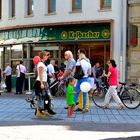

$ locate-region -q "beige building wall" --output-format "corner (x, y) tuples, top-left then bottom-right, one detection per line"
(127, 0), (140, 84)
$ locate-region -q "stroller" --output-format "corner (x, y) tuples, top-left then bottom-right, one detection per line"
(55, 80), (65, 97)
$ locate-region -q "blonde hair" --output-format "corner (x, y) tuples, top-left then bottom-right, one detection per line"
(39, 51), (50, 59)
(79, 53), (86, 60)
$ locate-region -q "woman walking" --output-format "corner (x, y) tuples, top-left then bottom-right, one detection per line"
(103, 60), (124, 109)
(34, 51), (56, 118)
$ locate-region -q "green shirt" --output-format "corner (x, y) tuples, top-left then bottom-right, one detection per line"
(66, 85), (75, 105)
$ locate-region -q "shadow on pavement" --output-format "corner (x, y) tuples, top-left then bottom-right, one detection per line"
(102, 136), (140, 140)
(0, 121), (140, 132)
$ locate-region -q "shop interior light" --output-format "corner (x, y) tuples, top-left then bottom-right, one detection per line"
(33, 46), (59, 51)
(0, 48), (4, 52)
(11, 44), (22, 51)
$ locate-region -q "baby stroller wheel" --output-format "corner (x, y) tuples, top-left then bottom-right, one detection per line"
(30, 102), (37, 109)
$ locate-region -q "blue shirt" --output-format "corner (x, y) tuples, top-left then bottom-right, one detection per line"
(65, 58), (76, 80)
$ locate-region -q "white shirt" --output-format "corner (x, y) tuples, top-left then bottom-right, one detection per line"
(4, 65), (11, 76)
(36, 62), (47, 82)
(76, 59), (91, 78)
(47, 64), (55, 75)
(16, 64), (26, 77)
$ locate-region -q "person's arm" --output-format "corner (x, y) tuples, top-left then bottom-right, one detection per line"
(16, 65), (19, 76)
(87, 62), (91, 76)
(63, 69), (71, 79)
(88, 68), (91, 76)
(103, 70), (111, 78)
(38, 66), (44, 89)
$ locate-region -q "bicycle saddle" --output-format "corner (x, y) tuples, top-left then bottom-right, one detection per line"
(119, 82), (127, 85)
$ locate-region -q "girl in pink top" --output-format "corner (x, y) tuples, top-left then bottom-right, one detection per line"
(103, 60), (124, 109)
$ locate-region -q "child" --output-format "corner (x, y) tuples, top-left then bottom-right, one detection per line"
(66, 78), (75, 118)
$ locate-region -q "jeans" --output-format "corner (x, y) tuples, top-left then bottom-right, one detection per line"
(74, 78), (89, 109)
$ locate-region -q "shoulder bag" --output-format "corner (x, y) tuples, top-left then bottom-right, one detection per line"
(74, 62), (84, 79)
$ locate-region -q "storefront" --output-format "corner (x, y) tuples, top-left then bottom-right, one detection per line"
(0, 23), (111, 88)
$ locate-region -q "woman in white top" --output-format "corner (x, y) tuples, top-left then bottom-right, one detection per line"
(34, 51), (56, 117)
(74, 53), (91, 112)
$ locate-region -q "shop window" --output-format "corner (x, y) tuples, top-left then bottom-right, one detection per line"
(0, 0), (2, 19)
(72, 0), (82, 12)
(100, 0), (111, 10)
(9, 0), (15, 18)
(27, 0), (34, 15)
(48, 0), (56, 14)
(11, 44), (22, 59)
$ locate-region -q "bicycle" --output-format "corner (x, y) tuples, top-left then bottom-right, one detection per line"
(92, 82), (140, 109)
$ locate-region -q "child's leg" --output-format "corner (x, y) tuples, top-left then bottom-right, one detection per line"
(70, 104), (75, 116)
(67, 106), (71, 117)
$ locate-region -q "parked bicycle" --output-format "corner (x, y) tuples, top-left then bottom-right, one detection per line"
(92, 82), (140, 109)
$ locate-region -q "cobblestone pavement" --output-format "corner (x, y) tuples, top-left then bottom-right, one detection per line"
(0, 93), (140, 140)
(0, 93), (140, 124)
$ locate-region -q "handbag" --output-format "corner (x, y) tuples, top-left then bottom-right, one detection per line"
(74, 64), (84, 79)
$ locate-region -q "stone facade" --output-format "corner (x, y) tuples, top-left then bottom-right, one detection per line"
(127, 0), (140, 83)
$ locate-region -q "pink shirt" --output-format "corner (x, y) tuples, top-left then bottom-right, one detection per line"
(108, 67), (118, 86)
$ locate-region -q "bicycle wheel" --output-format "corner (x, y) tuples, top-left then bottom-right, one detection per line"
(30, 98), (37, 109)
(92, 87), (107, 108)
(121, 88), (140, 109)
(30, 102), (37, 109)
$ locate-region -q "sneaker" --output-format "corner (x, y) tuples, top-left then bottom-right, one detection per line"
(118, 103), (125, 110)
(42, 110), (50, 116)
(48, 109), (56, 115)
(82, 109), (89, 113)
(74, 108), (83, 112)
(103, 104), (109, 109)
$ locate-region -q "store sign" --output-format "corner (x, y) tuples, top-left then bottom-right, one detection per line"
(0, 24), (110, 44)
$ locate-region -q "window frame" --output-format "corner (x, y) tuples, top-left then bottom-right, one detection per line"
(100, 0), (112, 10)
(48, 0), (56, 14)
(27, 0), (34, 16)
(0, 0), (2, 19)
(12, 0), (15, 17)
(9, 0), (15, 18)
(72, 0), (82, 12)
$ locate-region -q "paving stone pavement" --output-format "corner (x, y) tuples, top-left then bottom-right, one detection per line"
(0, 93), (140, 124)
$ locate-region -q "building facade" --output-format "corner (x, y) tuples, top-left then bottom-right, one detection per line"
(127, 0), (140, 84)
(0, 0), (127, 87)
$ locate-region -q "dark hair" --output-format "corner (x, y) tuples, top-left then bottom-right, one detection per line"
(55, 60), (58, 65)
(66, 77), (74, 87)
(79, 49), (86, 54)
(110, 59), (117, 68)
(20, 60), (23, 64)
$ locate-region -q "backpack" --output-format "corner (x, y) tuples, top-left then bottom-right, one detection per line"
(95, 67), (103, 78)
